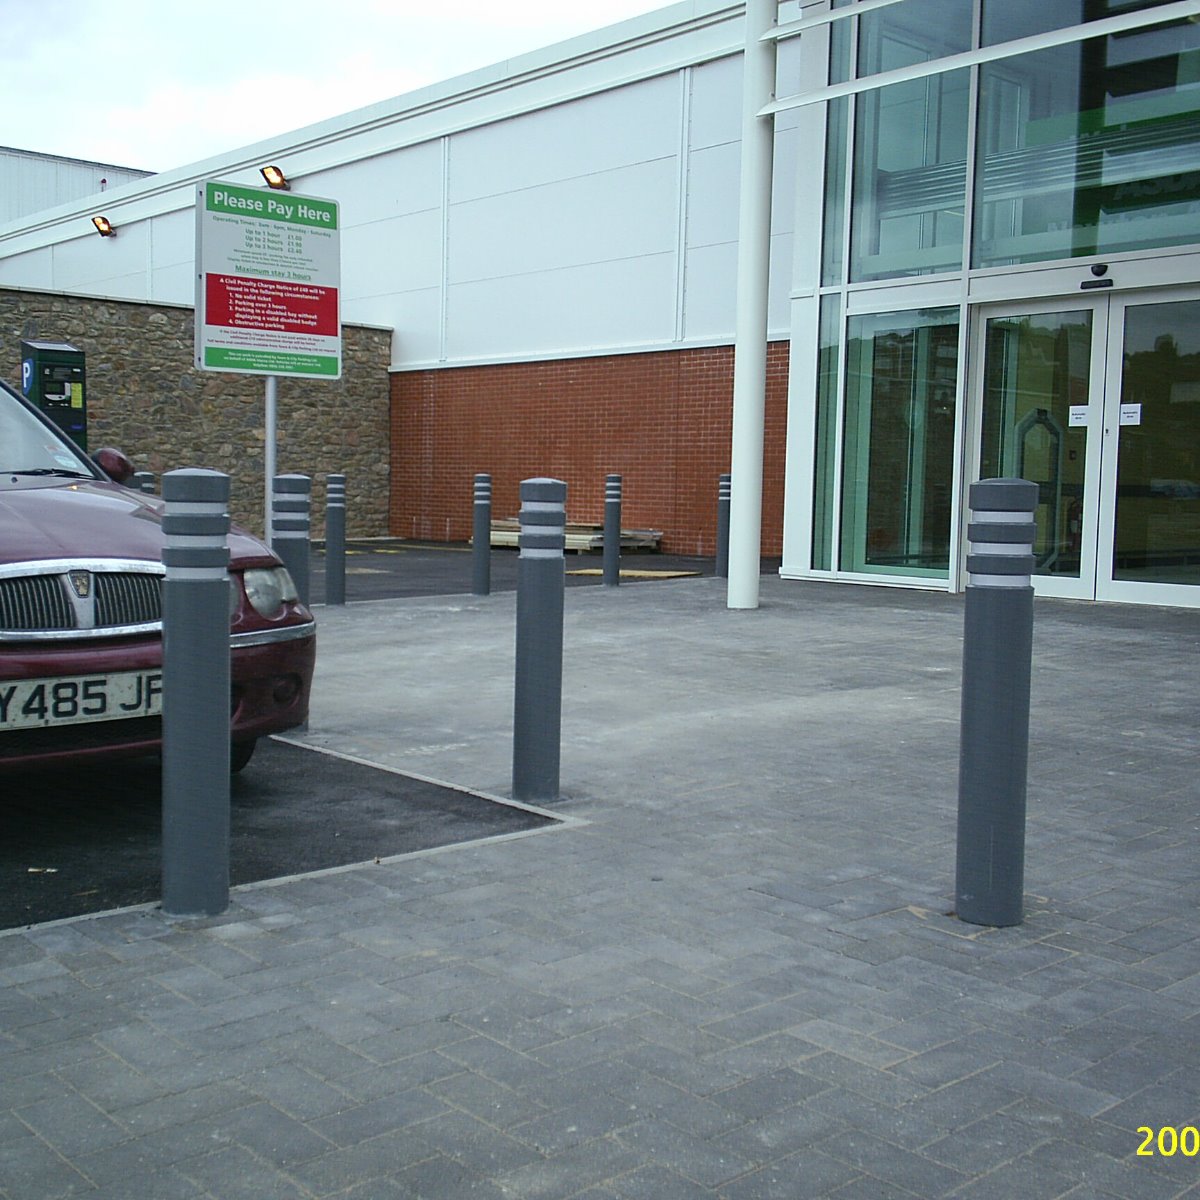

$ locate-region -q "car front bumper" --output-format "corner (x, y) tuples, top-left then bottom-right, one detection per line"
(0, 623), (315, 770)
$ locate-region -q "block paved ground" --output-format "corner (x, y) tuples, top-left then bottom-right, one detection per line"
(1, 575), (1198, 1199)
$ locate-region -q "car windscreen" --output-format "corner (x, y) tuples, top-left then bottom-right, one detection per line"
(0, 387), (96, 478)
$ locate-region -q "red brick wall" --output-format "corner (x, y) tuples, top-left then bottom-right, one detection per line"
(389, 341), (789, 556)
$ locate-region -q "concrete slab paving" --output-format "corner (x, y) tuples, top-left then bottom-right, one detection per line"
(1, 575), (1198, 1199)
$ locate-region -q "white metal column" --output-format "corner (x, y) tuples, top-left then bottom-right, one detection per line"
(727, 0), (778, 609)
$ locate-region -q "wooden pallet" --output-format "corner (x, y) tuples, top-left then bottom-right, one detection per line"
(488, 519), (661, 553)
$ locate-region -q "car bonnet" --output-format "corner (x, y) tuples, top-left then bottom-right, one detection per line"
(0, 478), (278, 568)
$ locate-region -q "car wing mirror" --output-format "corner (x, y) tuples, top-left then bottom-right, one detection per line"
(93, 447), (136, 485)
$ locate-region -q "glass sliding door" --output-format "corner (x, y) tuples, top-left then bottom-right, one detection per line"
(840, 308), (959, 578)
(975, 305), (1105, 598)
(969, 290), (1200, 606)
(1098, 293), (1200, 603)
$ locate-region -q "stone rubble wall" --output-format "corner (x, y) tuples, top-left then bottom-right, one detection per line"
(2, 287), (392, 541)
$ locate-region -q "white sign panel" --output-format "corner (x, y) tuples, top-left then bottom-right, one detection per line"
(195, 181), (341, 379)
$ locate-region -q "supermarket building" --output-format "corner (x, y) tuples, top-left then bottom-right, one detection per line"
(2, 0), (1198, 608)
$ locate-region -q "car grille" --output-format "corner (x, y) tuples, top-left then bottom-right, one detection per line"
(0, 574), (73, 631)
(0, 567), (163, 637)
(94, 572), (162, 627)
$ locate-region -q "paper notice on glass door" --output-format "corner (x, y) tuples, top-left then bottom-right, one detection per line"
(1120, 404), (1142, 426)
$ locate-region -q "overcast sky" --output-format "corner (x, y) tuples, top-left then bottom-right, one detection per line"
(4, 0), (667, 173)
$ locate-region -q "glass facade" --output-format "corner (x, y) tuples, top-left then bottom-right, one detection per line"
(980, 0), (1191, 47)
(804, 0), (1200, 604)
(839, 309), (959, 577)
(975, 3), (1200, 267)
(848, 1), (971, 281)
(820, 7), (853, 286)
(811, 296), (841, 571)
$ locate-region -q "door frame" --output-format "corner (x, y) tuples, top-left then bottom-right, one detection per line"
(963, 285), (1200, 607)
(1095, 285), (1200, 608)
(963, 294), (1109, 600)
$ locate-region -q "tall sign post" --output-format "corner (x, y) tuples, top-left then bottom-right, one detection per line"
(194, 180), (341, 540)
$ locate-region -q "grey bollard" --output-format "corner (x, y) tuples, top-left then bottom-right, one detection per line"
(716, 473), (731, 578)
(271, 474), (311, 607)
(473, 473), (492, 597)
(325, 474), (346, 606)
(161, 469), (232, 918)
(132, 471), (156, 495)
(512, 478), (566, 803)
(955, 477), (1039, 928)
(603, 474), (622, 587)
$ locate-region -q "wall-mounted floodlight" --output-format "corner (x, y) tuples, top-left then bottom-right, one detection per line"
(92, 215), (116, 237)
(260, 165), (289, 190)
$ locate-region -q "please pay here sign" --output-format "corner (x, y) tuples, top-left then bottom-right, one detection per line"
(195, 181), (341, 379)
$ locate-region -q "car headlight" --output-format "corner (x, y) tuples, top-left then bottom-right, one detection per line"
(241, 567), (299, 618)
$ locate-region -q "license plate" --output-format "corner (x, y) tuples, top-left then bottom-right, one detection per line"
(0, 671), (163, 731)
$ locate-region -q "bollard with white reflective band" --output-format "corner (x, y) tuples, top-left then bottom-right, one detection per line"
(955, 477), (1038, 928)
(325, 474), (346, 606)
(271, 474), (311, 608)
(512, 478), (566, 803)
(161, 469), (231, 918)
(716, 473), (732, 578)
(473, 473), (492, 597)
(132, 471), (156, 495)
(603, 474), (622, 587)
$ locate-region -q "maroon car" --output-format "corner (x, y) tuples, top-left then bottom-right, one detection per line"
(0, 380), (314, 772)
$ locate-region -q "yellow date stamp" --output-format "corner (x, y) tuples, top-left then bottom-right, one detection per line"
(1137, 1126), (1199, 1157)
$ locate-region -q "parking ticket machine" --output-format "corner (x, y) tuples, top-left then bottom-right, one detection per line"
(21, 339), (87, 450)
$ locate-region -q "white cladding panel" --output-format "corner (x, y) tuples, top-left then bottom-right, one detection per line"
(305, 141), (443, 227)
(446, 253), (676, 360)
(52, 224), (149, 297)
(150, 261), (196, 300)
(684, 240), (739, 341)
(687, 142), (741, 249)
(431, 71), (685, 358)
(150, 208), (199, 272)
(449, 76), (680, 204)
(0, 246), (54, 290)
(448, 159), (679, 284)
(688, 55), (742, 151)
(767, 229), (793, 330)
(680, 54), (742, 345)
(343, 210), (442, 299)
(771, 118), (799, 239)
(378, 287), (443, 364)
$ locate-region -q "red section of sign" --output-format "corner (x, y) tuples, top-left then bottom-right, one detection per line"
(205, 275), (338, 336)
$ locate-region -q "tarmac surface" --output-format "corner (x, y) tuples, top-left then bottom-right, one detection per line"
(1, 555), (1198, 1199)
(307, 541), (718, 604)
(3, 741), (554, 929)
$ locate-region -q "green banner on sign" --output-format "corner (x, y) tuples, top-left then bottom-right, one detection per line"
(203, 347), (340, 376)
(203, 182), (338, 230)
